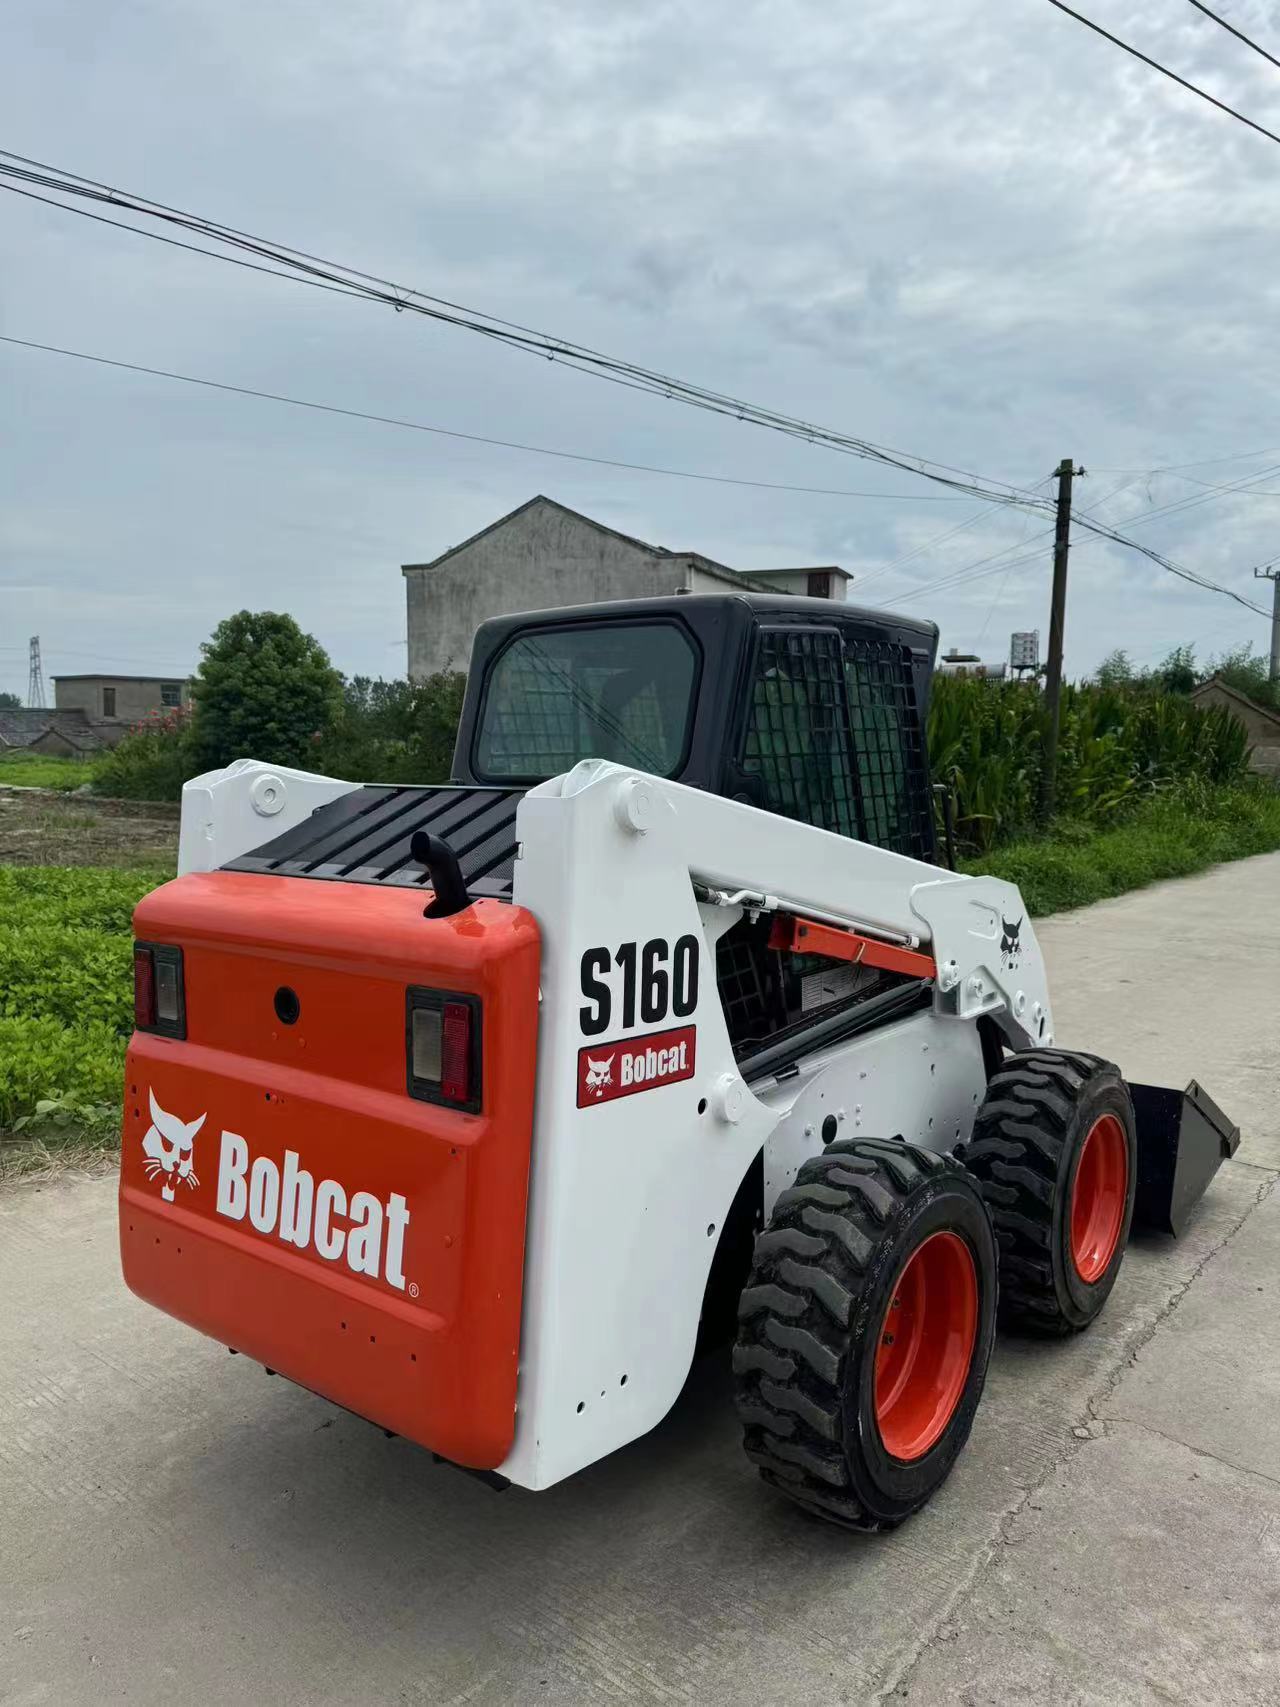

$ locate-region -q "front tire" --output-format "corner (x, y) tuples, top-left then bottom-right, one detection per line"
(962, 1049), (1137, 1335)
(733, 1138), (997, 1531)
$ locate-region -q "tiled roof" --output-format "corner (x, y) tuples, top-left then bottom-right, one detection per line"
(0, 708), (107, 751)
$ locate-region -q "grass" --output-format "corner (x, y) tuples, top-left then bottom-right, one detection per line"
(962, 781), (1280, 915)
(0, 752), (100, 791)
(0, 864), (164, 1180)
(2, 780), (1279, 1181)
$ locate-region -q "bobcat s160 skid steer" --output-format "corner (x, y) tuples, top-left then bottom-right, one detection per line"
(120, 592), (1238, 1528)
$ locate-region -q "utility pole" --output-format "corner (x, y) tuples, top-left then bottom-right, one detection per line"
(1040, 458), (1079, 822)
(1256, 566), (1280, 683)
(27, 636), (47, 709)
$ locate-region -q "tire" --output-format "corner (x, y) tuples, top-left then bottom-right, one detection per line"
(733, 1137), (997, 1531)
(961, 1049), (1136, 1335)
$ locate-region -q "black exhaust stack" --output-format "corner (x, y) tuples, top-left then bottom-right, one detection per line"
(411, 830), (472, 919)
(1129, 1080), (1241, 1236)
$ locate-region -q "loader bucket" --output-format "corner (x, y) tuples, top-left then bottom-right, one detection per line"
(1129, 1080), (1241, 1236)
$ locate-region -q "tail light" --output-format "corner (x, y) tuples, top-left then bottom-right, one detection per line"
(407, 988), (482, 1112)
(133, 942), (187, 1039)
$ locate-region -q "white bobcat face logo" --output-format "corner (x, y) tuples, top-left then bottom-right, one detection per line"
(585, 1055), (614, 1096)
(141, 1089), (206, 1202)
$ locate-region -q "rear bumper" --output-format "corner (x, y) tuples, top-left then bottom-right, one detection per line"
(121, 1182), (466, 1451)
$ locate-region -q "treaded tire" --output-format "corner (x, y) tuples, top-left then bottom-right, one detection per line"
(961, 1049), (1137, 1335)
(733, 1137), (997, 1531)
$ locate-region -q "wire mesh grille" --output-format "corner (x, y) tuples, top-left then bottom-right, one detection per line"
(740, 627), (932, 860)
(740, 628), (858, 837)
(844, 636), (934, 860)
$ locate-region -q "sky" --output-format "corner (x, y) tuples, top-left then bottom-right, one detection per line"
(4, 0), (1280, 703)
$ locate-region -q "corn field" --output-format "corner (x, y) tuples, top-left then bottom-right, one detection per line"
(927, 678), (1251, 852)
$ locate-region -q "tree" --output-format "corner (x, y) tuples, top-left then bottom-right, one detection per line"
(1094, 649), (1134, 689)
(1209, 642), (1280, 714)
(1155, 644), (1197, 695)
(404, 670), (468, 780)
(0, 691), (20, 709)
(188, 610), (343, 771)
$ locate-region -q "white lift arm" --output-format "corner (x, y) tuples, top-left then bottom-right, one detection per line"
(534, 760), (1053, 1051)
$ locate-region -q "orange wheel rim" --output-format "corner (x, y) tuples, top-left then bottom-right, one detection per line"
(874, 1230), (978, 1462)
(1071, 1113), (1128, 1282)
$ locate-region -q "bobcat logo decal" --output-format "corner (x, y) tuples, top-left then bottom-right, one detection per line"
(141, 1089), (205, 1202)
(1000, 915), (1023, 969)
(584, 1055), (614, 1098)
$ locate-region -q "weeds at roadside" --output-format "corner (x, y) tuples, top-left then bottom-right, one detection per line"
(963, 780), (1280, 914)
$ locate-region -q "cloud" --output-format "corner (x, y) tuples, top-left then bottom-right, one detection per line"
(2, 0), (1278, 702)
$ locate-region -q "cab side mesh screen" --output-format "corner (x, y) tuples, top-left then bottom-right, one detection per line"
(844, 637), (934, 860)
(740, 628), (933, 860)
(740, 629), (858, 837)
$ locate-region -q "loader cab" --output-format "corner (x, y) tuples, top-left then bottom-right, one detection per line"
(455, 592), (939, 863)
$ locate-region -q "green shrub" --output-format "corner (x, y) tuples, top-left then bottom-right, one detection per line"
(0, 865), (165, 932)
(94, 710), (196, 801)
(90, 663), (469, 799)
(0, 1014), (125, 1133)
(0, 920), (135, 1032)
(313, 670), (468, 784)
(0, 866), (162, 1151)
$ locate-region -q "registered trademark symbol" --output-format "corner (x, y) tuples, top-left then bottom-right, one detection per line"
(408, 1282), (419, 1298)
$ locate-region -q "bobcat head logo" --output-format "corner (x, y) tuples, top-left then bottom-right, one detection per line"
(1000, 915), (1023, 967)
(584, 1055), (614, 1097)
(141, 1089), (205, 1202)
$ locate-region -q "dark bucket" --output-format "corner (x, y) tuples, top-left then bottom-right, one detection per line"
(1129, 1080), (1241, 1237)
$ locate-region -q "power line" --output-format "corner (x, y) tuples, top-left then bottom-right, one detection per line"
(1102, 461), (1280, 532)
(848, 506), (994, 595)
(1185, 1), (1280, 74)
(1044, 0), (1280, 148)
(861, 481), (1058, 601)
(866, 465), (1266, 609)
(1091, 445), (1279, 473)
(0, 147), (1043, 511)
(2, 150), (1270, 619)
(17, 325), (1262, 618)
(0, 334), (969, 502)
(1160, 470), (1280, 496)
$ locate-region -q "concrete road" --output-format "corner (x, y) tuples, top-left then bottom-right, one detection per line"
(3, 853), (1278, 1706)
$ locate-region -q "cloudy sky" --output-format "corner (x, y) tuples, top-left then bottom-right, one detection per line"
(4, 0), (1280, 702)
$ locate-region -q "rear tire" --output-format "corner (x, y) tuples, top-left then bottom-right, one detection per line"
(733, 1137), (997, 1531)
(961, 1049), (1137, 1335)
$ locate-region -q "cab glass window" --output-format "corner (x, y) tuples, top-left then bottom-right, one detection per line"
(474, 622), (698, 780)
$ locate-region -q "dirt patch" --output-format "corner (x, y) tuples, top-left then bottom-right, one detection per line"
(0, 788), (178, 868)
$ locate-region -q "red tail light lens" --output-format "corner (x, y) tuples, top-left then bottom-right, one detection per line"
(133, 942), (187, 1039)
(407, 988), (481, 1111)
(134, 947), (156, 1028)
(441, 1001), (472, 1104)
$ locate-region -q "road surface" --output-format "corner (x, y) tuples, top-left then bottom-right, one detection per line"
(2, 852), (1278, 1705)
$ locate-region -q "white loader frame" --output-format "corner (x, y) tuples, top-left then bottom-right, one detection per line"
(505, 761), (1050, 1488)
(179, 758), (1052, 1491)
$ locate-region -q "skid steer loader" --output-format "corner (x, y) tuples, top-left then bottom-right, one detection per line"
(120, 592), (1238, 1528)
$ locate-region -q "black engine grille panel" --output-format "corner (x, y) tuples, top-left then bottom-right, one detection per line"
(223, 784), (524, 898)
